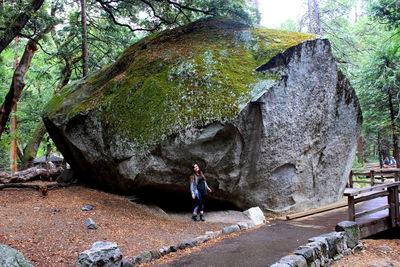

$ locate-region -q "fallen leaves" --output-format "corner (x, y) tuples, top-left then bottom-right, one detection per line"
(0, 184), (227, 267)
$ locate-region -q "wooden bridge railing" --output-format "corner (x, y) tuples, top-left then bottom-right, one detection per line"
(344, 181), (400, 238)
(348, 168), (400, 188)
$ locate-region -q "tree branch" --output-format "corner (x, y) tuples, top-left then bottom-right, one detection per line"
(0, 0), (45, 54)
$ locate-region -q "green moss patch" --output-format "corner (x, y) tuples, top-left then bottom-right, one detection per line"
(44, 17), (315, 146)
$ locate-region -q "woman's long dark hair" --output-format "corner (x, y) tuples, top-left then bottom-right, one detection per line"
(190, 163), (206, 181)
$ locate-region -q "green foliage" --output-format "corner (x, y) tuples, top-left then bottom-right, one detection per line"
(352, 155), (363, 168)
(369, 0), (400, 30)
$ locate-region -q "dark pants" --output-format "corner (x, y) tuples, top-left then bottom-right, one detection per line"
(193, 190), (206, 213)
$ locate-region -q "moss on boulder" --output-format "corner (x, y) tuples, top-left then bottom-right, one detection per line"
(44, 17), (314, 146)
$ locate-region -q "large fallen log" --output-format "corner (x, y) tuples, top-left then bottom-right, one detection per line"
(0, 183), (70, 197)
(0, 166), (64, 184)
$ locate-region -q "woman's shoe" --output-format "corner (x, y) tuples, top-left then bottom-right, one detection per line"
(192, 214), (198, 221)
(199, 214), (205, 221)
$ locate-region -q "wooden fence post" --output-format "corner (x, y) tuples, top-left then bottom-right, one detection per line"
(395, 171), (399, 182)
(388, 186), (399, 227)
(348, 170), (353, 188)
(348, 196), (355, 221)
(370, 170), (375, 186)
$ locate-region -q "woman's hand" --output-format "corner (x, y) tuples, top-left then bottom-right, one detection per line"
(208, 188), (212, 193)
(192, 194), (195, 199)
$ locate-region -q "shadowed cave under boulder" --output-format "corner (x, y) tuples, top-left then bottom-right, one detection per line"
(129, 185), (240, 212)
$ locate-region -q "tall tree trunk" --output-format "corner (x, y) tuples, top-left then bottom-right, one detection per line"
(10, 105), (18, 172)
(10, 36), (20, 172)
(21, 121), (47, 167)
(312, 0), (322, 34)
(387, 87), (399, 168)
(20, 56), (77, 167)
(0, 7), (57, 139)
(81, 0), (89, 76)
(0, 0), (44, 54)
(307, 0), (313, 33)
(378, 131), (383, 168)
(0, 40), (38, 138)
(356, 136), (364, 164)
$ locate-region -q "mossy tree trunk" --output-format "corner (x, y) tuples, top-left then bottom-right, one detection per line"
(20, 54), (78, 168)
(21, 122), (47, 168)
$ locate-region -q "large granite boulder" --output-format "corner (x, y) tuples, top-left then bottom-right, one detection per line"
(43, 17), (362, 216)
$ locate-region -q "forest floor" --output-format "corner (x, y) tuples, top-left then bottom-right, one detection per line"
(1, 181), (399, 267)
(0, 182), (232, 267)
(333, 238), (400, 267)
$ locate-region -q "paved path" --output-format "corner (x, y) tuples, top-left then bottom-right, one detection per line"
(154, 197), (391, 267)
(154, 206), (349, 267)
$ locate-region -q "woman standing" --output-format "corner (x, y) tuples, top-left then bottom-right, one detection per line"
(190, 163), (212, 221)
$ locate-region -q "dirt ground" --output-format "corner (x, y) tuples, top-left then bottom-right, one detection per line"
(1, 183), (399, 267)
(0, 183), (228, 267)
(333, 238), (400, 267)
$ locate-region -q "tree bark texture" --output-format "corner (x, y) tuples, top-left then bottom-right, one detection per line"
(308, 0), (313, 33)
(307, 0), (322, 34)
(21, 121), (47, 165)
(0, 7), (57, 139)
(357, 136), (364, 164)
(0, 0), (44, 54)
(10, 105), (18, 172)
(81, 0), (89, 76)
(312, 0), (322, 34)
(0, 166), (63, 184)
(387, 87), (399, 168)
(0, 40), (38, 138)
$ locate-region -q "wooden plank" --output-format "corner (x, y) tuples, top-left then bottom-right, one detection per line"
(352, 181), (383, 184)
(355, 204), (390, 218)
(344, 182), (400, 196)
(354, 191), (389, 204)
(359, 217), (390, 238)
(352, 168), (400, 172)
(348, 196), (355, 221)
(285, 199), (347, 220)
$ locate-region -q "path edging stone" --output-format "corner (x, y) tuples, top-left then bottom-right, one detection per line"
(77, 206), (266, 266)
(270, 220), (363, 267)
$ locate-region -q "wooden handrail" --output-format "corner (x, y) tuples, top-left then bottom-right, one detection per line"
(344, 182), (400, 197)
(349, 168), (400, 187)
(345, 182), (400, 229)
(354, 191), (389, 204)
(355, 204), (390, 218)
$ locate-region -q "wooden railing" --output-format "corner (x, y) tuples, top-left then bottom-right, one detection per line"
(348, 168), (400, 188)
(344, 182), (400, 238)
